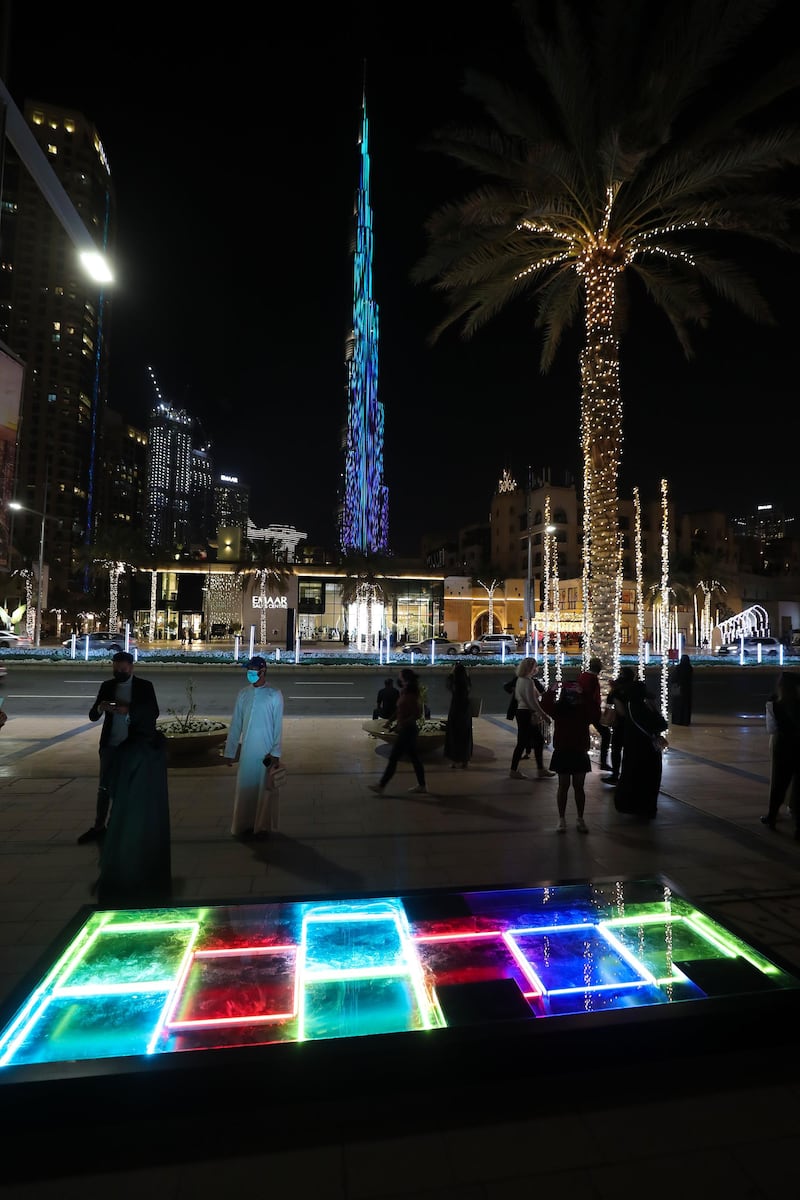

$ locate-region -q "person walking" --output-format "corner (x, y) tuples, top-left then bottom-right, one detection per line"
(369, 667), (427, 795)
(614, 676), (668, 819)
(373, 677), (399, 721)
(444, 661), (473, 768)
(509, 657), (554, 780)
(761, 671), (800, 837)
(79, 651), (159, 845)
(670, 654), (694, 726)
(540, 672), (601, 832)
(223, 655), (284, 837)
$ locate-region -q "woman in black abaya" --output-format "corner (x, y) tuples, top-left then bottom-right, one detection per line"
(670, 654), (693, 726)
(614, 680), (668, 819)
(96, 712), (171, 906)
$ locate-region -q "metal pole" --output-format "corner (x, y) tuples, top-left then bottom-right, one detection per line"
(35, 509), (44, 648)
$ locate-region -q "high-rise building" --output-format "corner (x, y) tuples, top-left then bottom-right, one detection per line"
(146, 402), (192, 548)
(3, 100), (114, 595)
(96, 408), (148, 540)
(339, 95), (388, 554)
(190, 444), (215, 546)
(214, 474), (249, 534)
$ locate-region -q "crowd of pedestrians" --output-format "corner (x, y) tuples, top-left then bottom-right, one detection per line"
(59, 644), (800, 906)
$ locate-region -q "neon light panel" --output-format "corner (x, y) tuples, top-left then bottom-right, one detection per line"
(340, 95), (388, 553)
(0, 881), (797, 1078)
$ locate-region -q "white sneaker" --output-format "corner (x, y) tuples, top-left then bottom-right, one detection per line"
(408, 784), (428, 794)
(576, 818), (589, 833)
(509, 770), (528, 780)
(537, 768), (557, 779)
(556, 818), (567, 834)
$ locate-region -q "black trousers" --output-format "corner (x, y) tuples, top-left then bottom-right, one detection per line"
(511, 711), (545, 770)
(380, 724), (425, 787)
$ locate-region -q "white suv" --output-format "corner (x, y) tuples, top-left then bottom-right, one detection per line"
(463, 633), (517, 656)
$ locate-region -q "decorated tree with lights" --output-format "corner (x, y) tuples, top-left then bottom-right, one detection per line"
(413, 0), (799, 670)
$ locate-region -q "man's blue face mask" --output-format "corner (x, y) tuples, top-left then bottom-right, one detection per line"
(246, 670), (260, 684)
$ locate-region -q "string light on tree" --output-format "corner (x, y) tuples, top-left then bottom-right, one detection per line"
(633, 487), (646, 681)
(660, 478), (670, 720)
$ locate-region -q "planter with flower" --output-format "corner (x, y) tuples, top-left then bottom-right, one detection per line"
(362, 687), (447, 753)
(157, 680), (229, 757)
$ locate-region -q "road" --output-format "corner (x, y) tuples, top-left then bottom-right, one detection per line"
(0, 661), (782, 721)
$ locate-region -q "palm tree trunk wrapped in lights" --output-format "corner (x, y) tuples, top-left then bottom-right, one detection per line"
(633, 488), (646, 681)
(412, 0), (799, 675)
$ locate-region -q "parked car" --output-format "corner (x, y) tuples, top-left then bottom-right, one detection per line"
(399, 635), (464, 656)
(463, 633), (518, 656)
(62, 631), (138, 652)
(715, 635), (781, 657)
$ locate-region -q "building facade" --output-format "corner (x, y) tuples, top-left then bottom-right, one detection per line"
(4, 100), (114, 596)
(146, 401), (192, 548)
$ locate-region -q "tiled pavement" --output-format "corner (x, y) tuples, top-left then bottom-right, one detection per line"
(0, 705), (799, 1197)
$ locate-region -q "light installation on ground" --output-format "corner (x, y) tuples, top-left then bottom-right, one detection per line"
(0, 878), (797, 1078)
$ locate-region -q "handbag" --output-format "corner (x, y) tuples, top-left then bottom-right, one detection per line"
(506, 695), (518, 721)
(599, 704), (616, 728)
(627, 702), (668, 753)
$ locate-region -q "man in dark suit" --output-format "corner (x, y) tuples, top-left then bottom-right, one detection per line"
(77, 651), (159, 844)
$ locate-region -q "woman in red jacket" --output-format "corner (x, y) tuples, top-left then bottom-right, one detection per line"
(540, 672), (601, 834)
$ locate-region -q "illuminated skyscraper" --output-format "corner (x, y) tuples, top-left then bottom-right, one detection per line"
(340, 95), (388, 553)
(146, 401), (192, 548)
(3, 100), (113, 594)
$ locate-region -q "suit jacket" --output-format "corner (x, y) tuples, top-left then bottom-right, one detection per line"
(89, 676), (159, 749)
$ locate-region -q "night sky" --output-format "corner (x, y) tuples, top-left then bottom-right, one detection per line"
(3, 1), (797, 555)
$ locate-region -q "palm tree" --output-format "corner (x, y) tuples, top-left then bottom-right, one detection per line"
(412, 0), (799, 671)
(339, 550), (394, 648)
(244, 538), (290, 645)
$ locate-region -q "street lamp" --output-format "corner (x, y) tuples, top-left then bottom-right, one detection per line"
(7, 496), (50, 648)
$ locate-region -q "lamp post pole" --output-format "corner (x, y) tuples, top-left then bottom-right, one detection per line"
(8, 464), (50, 646)
(35, 507), (45, 647)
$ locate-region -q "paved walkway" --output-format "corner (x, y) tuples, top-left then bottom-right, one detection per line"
(1, 707), (799, 1197)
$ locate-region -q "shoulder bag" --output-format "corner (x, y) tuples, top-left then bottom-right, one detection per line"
(628, 702), (668, 753)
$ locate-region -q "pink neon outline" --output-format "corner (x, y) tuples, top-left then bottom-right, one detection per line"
(165, 945), (298, 1030)
(413, 931), (503, 944)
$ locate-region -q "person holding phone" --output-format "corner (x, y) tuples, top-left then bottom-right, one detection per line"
(79, 652), (159, 844)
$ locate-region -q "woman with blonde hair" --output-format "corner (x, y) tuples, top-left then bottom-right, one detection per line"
(509, 658), (554, 780)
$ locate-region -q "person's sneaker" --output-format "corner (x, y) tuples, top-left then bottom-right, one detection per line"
(556, 818), (567, 834)
(601, 774), (619, 785)
(77, 825), (105, 845)
(509, 770), (528, 780)
(759, 814), (776, 829)
(408, 784), (428, 794)
(537, 768), (556, 779)
(576, 818), (589, 833)
(368, 783), (385, 795)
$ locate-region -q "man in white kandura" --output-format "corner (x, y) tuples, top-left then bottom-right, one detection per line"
(222, 655), (284, 838)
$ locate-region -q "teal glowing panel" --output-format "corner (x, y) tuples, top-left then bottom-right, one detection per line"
(1, 880), (798, 1080)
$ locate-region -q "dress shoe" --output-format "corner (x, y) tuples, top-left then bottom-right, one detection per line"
(760, 815), (777, 829)
(77, 825), (105, 845)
